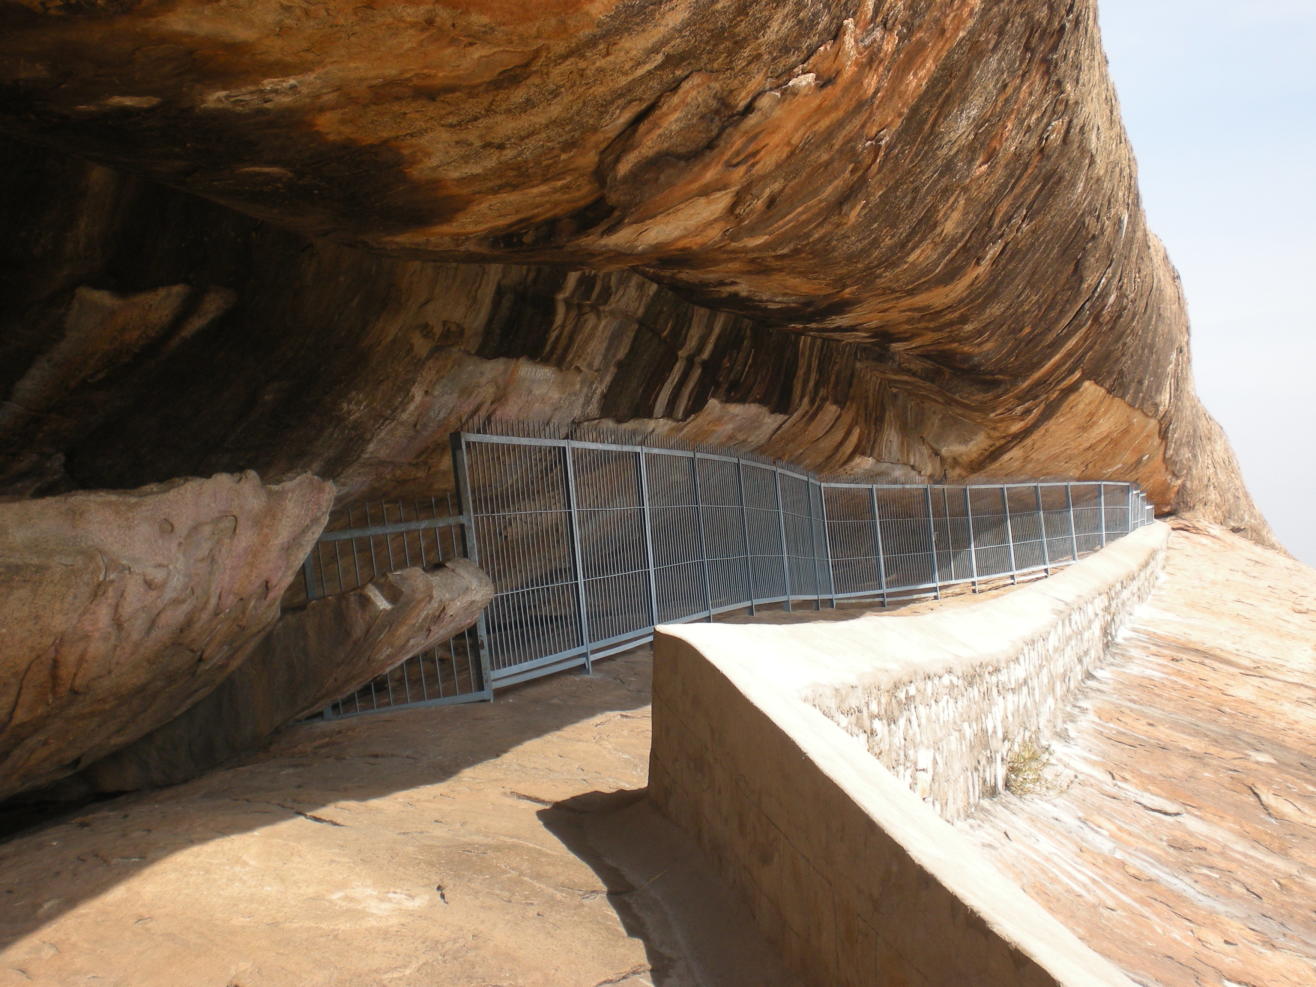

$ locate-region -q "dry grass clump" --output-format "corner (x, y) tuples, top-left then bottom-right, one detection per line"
(1005, 739), (1054, 796)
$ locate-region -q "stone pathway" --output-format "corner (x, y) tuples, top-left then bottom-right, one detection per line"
(961, 525), (1316, 985)
(7, 527), (1307, 986)
(0, 650), (791, 986)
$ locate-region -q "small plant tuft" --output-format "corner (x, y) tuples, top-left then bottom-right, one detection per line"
(1005, 739), (1053, 796)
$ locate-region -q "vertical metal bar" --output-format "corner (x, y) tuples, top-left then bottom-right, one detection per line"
(964, 487), (979, 591)
(735, 460), (755, 615)
(924, 485), (941, 600)
(820, 484), (837, 608)
(1127, 485), (1134, 534)
(398, 502), (413, 567)
(451, 432), (492, 695)
(1098, 482), (1107, 547)
(637, 451), (660, 627)
(383, 503), (397, 571)
(692, 453), (715, 620)
(773, 469), (792, 612)
(365, 503), (379, 582)
(940, 486), (955, 582)
(869, 486), (888, 606)
(302, 553), (320, 601)
(562, 441), (592, 673)
(1035, 485), (1051, 573)
(416, 643), (429, 698)
(1002, 486), (1018, 584)
(349, 506), (363, 588)
(808, 480), (823, 611)
(1066, 483), (1079, 561)
(416, 501), (429, 569)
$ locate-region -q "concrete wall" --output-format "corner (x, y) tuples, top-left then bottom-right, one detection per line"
(813, 528), (1167, 820)
(648, 523), (1167, 986)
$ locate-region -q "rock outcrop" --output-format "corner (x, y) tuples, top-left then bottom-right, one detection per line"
(0, 1), (1272, 545)
(0, 0), (1281, 797)
(0, 471), (334, 800)
(72, 560), (493, 793)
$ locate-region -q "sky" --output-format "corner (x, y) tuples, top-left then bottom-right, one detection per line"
(1096, 0), (1316, 566)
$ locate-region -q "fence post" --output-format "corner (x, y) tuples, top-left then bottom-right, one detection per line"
(773, 470), (792, 612)
(736, 460), (756, 615)
(964, 487), (979, 592)
(636, 450), (660, 628)
(1035, 485), (1051, 573)
(869, 486), (889, 606)
(450, 431), (493, 696)
(692, 453), (715, 621)
(1002, 486), (1018, 583)
(561, 440), (593, 674)
(1065, 483), (1079, 561)
(819, 486), (838, 608)
(1127, 485), (1135, 534)
(1098, 482), (1107, 547)
(808, 481), (824, 611)
(924, 485), (941, 600)
(302, 553), (321, 601)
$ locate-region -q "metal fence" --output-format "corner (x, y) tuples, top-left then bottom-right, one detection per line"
(302, 494), (490, 716)
(303, 431), (1154, 716)
(455, 432), (1154, 691)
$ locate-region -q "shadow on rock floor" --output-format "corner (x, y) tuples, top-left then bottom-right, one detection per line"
(539, 789), (795, 987)
(1, 648), (792, 984)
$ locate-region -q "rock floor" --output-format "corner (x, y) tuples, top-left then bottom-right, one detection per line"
(4, 528), (1311, 986)
(0, 650), (792, 986)
(961, 525), (1316, 985)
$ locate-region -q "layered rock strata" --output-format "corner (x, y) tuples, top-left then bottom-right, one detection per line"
(0, 0), (1272, 544)
(0, 471), (334, 800)
(73, 559), (494, 793)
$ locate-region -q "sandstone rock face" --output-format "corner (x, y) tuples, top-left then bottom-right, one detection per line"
(78, 560), (494, 793)
(0, 471), (334, 800)
(0, 2), (1273, 545)
(0, 138), (1271, 548)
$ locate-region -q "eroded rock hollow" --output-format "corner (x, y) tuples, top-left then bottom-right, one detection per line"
(0, 0), (1272, 798)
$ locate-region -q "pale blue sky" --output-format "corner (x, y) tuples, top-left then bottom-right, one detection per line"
(1097, 1), (1316, 565)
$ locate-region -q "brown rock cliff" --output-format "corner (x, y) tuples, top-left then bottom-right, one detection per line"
(0, 0), (1271, 542)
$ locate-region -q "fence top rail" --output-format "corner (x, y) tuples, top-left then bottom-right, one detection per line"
(318, 514), (465, 542)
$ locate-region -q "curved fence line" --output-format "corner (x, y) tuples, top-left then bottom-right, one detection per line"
(308, 431), (1154, 716)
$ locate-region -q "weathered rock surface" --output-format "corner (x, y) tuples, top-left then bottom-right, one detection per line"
(960, 525), (1316, 984)
(77, 559), (494, 793)
(0, 1), (1272, 545)
(0, 471), (334, 800)
(0, 649), (794, 986)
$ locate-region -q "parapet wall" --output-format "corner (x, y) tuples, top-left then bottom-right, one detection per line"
(812, 526), (1167, 820)
(648, 523), (1167, 986)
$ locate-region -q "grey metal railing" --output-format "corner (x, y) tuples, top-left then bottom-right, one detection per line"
(302, 494), (491, 716)
(303, 430), (1154, 715)
(455, 431), (1155, 690)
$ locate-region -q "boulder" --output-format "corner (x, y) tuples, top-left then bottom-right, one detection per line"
(0, 471), (334, 799)
(78, 559), (494, 792)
